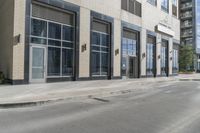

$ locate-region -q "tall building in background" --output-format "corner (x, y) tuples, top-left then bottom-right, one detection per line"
(180, 0), (200, 71)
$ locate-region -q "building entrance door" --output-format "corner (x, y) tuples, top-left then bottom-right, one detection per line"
(128, 56), (138, 78)
(122, 29), (139, 79)
(30, 46), (46, 83)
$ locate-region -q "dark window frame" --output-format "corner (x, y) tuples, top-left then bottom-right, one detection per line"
(121, 0), (142, 17)
(91, 20), (111, 77)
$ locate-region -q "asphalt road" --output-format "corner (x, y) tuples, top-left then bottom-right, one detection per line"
(1, 81), (200, 133)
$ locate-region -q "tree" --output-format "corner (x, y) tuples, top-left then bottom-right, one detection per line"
(179, 45), (194, 72)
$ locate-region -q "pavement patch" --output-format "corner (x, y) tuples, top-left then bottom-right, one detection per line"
(92, 97), (110, 103)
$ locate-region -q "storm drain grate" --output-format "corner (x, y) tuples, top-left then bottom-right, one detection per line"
(92, 97), (110, 103)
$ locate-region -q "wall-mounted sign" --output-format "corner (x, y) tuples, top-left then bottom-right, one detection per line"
(142, 53), (146, 58)
(155, 24), (175, 37)
(81, 44), (87, 52)
(115, 49), (119, 56)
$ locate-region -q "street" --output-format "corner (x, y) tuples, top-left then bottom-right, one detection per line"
(0, 81), (200, 133)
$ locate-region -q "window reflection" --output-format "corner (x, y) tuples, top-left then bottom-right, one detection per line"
(31, 18), (75, 77)
(48, 47), (61, 76)
(31, 19), (47, 37)
(92, 31), (109, 76)
(196, 1), (200, 49)
(161, 41), (168, 76)
(48, 22), (61, 39)
(121, 37), (137, 76)
(161, 0), (169, 12)
(146, 43), (155, 76)
(172, 49), (179, 74)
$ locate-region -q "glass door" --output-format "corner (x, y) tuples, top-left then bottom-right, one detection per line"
(30, 46), (46, 83)
(122, 29), (138, 78)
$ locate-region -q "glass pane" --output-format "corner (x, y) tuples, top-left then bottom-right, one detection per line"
(172, 49), (178, 74)
(101, 53), (108, 75)
(128, 39), (133, 50)
(122, 57), (127, 76)
(101, 47), (109, 52)
(161, 46), (167, 75)
(62, 49), (73, 76)
(32, 48), (44, 67)
(92, 46), (100, 51)
(92, 52), (100, 75)
(161, 0), (168, 10)
(32, 68), (44, 79)
(147, 44), (154, 76)
(101, 34), (109, 46)
(63, 26), (74, 41)
(92, 32), (100, 45)
(48, 22), (61, 39)
(128, 50), (134, 55)
(133, 40), (137, 56)
(146, 44), (149, 72)
(48, 47), (61, 76)
(31, 19), (47, 37)
(63, 42), (73, 48)
(31, 37), (46, 45)
(48, 40), (61, 46)
(32, 48), (44, 79)
(122, 38), (127, 51)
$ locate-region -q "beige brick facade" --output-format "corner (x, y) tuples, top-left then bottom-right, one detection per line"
(79, 7), (90, 77)
(12, 0), (26, 80)
(0, 0), (180, 84)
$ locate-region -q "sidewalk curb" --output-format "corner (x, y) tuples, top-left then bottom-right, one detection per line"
(0, 88), (139, 109)
(0, 99), (64, 109)
(0, 79), (177, 109)
(178, 79), (200, 81)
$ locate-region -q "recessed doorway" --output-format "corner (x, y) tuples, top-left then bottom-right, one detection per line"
(121, 29), (140, 78)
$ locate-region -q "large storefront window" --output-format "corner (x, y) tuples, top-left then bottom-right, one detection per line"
(91, 21), (110, 76)
(31, 10), (75, 78)
(29, 3), (76, 83)
(161, 40), (168, 76)
(172, 48), (179, 74)
(146, 35), (156, 77)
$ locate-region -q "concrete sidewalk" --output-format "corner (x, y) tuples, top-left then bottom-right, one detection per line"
(0, 77), (176, 108)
